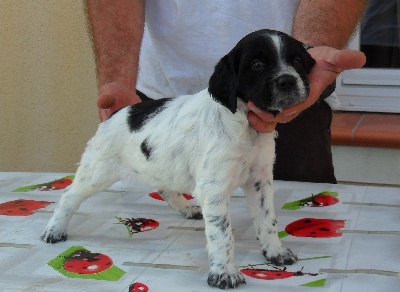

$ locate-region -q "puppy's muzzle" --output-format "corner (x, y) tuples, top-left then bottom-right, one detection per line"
(270, 73), (306, 112)
(274, 74), (297, 92)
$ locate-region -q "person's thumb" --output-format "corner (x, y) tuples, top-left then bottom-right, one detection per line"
(97, 94), (116, 109)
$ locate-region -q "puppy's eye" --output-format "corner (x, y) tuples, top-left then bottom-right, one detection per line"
(293, 57), (302, 68)
(251, 60), (265, 71)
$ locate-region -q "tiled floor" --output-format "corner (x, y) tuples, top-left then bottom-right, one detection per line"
(0, 172), (399, 291)
(331, 112), (400, 148)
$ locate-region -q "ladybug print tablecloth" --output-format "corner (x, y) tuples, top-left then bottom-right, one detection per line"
(0, 173), (399, 291)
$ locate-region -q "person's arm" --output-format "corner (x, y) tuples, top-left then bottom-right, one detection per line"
(293, 0), (366, 49)
(85, 0), (145, 121)
(248, 0), (367, 132)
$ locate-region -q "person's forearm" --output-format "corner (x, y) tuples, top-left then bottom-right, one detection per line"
(85, 0), (144, 90)
(293, 0), (367, 49)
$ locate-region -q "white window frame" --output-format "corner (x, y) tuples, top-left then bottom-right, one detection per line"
(335, 29), (400, 113)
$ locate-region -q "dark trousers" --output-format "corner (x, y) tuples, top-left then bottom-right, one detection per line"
(136, 90), (336, 184)
(274, 100), (336, 183)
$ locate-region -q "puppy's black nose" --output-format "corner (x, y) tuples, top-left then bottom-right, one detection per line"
(275, 74), (297, 91)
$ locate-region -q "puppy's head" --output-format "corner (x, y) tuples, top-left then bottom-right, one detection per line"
(208, 29), (315, 114)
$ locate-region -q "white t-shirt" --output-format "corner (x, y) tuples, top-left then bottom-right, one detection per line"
(137, 0), (300, 100)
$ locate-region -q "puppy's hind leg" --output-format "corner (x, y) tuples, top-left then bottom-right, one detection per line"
(41, 157), (119, 243)
(159, 190), (202, 219)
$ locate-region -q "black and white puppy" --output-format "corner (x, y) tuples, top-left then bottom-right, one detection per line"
(42, 29), (315, 289)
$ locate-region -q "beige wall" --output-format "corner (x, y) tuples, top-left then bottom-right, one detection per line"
(1, 0), (99, 172)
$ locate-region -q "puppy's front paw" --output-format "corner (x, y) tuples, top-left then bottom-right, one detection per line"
(185, 205), (203, 219)
(41, 227), (67, 244)
(207, 266), (246, 289)
(263, 245), (298, 266)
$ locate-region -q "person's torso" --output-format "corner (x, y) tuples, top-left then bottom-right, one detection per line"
(137, 0), (300, 99)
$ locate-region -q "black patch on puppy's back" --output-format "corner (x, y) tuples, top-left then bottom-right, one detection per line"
(127, 98), (171, 131)
(140, 138), (152, 160)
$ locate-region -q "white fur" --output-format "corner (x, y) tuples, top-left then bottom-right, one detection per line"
(41, 90), (296, 288)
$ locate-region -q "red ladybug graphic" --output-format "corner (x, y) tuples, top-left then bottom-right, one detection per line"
(35, 177), (73, 191)
(0, 199), (52, 216)
(50, 178), (73, 190)
(63, 249), (113, 274)
(285, 218), (346, 238)
(129, 282), (149, 292)
(12, 176), (74, 192)
(116, 217), (159, 236)
(149, 192), (194, 201)
(282, 192), (339, 210)
(241, 266), (318, 280)
(241, 268), (295, 280)
(304, 193), (339, 207)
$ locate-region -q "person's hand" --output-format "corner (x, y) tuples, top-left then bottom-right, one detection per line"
(247, 46), (366, 133)
(97, 82), (142, 121)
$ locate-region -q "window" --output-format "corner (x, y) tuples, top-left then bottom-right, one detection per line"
(336, 0), (400, 113)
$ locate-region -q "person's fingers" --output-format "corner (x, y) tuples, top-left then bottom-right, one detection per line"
(320, 48), (367, 70)
(97, 94), (116, 109)
(99, 108), (112, 122)
(247, 111), (277, 133)
(96, 82), (141, 121)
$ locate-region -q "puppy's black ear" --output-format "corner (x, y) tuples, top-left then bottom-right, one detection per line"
(305, 52), (316, 74)
(302, 45), (316, 74)
(208, 55), (238, 114)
